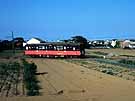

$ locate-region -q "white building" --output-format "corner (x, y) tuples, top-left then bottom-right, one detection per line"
(111, 40), (117, 47)
(23, 37), (45, 47)
(122, 39), (135, 49)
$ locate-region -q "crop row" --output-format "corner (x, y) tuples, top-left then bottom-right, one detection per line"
(0, 62), (21, 97)
(22, 59), (40, 96)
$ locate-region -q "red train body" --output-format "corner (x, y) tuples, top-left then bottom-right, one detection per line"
(24, 42), (85, 57)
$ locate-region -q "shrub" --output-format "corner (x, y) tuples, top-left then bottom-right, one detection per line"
(22, 59), (40, 96)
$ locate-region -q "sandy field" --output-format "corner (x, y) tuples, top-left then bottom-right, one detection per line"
(1, 58), (135, 101)
(86, 48), (135, 56)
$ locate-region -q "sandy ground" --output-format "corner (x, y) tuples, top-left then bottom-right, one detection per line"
(1, 58), (135, 101)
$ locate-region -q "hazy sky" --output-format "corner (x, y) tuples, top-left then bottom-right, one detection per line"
(0, 0), (135, 40)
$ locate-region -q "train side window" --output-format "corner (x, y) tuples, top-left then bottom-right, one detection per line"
(34, 46), (36, 50)
(45, 46), (48, 50)
(54, 46), (57, 50)
(64, 46), (66, 50)
(57, 46), (63, 51)
(73, 47), (75, 51)
(36, 46), (39, 50)
(26, 46), (28, 50)
(66, 46), (70, 51)
(66, 46), (72, 51)
(42, 46), (45, 50)
(31, 46), (34, 50)
(76, 46), (79, 50)
(39, 46), (42, 50)
(70, 46), (73, 50)
(51, 46), (54, 50)
(31, 46), (33, 50)
(28, 46), (31, 50)
(47, 45), (52, 50)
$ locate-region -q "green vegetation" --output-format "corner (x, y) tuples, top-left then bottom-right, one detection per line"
(101, 69), (114, 75)
(87, 55), (103, 58)
(98, 65), (125, 76)
(119, 59), (135, 66)
(66, 49), (135, 81)
(120, 55), (135, 58)
(0, 59), (40, 97)
(129, 71), (135, 76)
(65, 58), (135, 81)
(22, 59), (40, 96)
(114, 41), (121, 48)
(0, 50), (24, 58)
(93, 51), (108, 55)
(94, 59), (135, 69)
(0, 62), (22, 96)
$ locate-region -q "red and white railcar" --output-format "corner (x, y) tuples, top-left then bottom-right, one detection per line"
(24, 42), (85, 57)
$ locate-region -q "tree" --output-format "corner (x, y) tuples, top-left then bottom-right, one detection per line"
(0, 41), (2, 52)
(71, 36), (88, 48)
(13, 37), (24, 49)
(2, 40), (12, 50)
(114, 41), (121, 48)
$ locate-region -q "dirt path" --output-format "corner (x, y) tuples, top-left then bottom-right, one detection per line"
(2, 58), (135, 101)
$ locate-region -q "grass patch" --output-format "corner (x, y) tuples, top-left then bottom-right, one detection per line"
(129, 71), (135, 76)
(93, 51), (108, 55)
(0, 50), (24, 58)
(94, 59), (135, 69)
(86, 55), (103, 58)
(119, 59), (135, 66)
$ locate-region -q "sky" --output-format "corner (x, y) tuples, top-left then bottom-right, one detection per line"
(0, 0), (135, 41)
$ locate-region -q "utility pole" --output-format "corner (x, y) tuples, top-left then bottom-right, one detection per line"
(11, 31), (15, 54)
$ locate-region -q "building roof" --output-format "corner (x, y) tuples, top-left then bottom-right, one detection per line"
(33, 37), (45, 42)
(27, 37), (45, 44)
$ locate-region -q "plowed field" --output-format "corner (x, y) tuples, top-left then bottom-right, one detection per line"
(1, 58), (135, 101)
